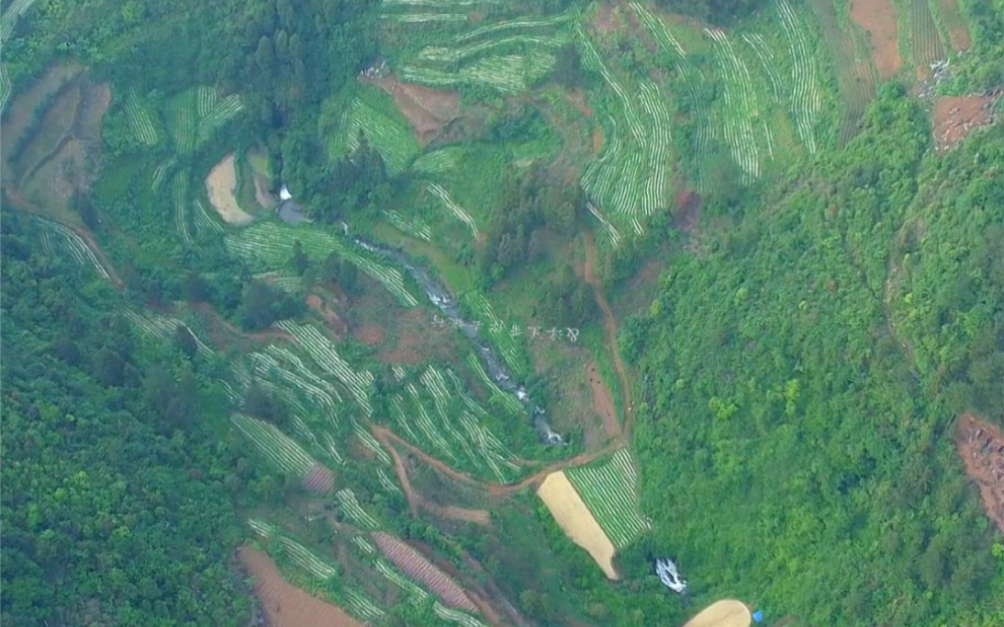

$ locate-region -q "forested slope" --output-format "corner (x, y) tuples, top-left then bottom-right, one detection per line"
(0, 213), (257, 626)
(626, 85), (1004, 625)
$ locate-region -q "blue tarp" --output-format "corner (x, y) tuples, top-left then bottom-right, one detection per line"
(752, 610), (764, 623)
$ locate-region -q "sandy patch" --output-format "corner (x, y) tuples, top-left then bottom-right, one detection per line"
(931, 94), (998, 152)
(238, 546), (365, 627)
(585, 362), (619, 439)
(536, 471), (618, 579)
(422, 502), (491, 526)
(354, 323), (385, 346)
(956, 413), (1004, 534)
(848, 0), (901, 79)
(206, 153), (254, 225)
(683, 600), (753, 627)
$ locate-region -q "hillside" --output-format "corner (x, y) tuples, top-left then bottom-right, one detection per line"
(2, 0), (1003, 626)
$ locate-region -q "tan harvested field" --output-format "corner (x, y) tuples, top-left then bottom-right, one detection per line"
(682, 600), (752, 627)
(206, 153), (255, 225)
(238, 546), (366, 627)
(536, 471), (618, 579)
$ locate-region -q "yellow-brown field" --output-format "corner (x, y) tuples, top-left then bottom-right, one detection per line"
(536, 471), (618, 579)
(206, 153), (255, 225)
(682, 599), (752, 627)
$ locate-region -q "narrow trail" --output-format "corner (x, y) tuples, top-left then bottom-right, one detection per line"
(5, 188), (124, 288)
(582, 230), (635, 439)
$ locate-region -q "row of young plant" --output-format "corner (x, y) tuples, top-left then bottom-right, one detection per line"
(565, 447), (652, 549)
(224, 220), (419, 306)
(35, 217), (111, 280)
(341, 97), (420, 175)
(399, 51), (557, 95)
(122, 308), (214, 357)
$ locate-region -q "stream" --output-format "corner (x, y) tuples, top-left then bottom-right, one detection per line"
(347, 228), (564, 446)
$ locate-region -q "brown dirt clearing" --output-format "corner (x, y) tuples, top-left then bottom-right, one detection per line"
(848, 0), (901, 79)
(592, 3), (622, 34)
(585, 362), (620, 439)
(306, 293), (347, 337)
(931, 94), (998, 152)
(956, 413), (1004, 534)
(354, 323), (385, 346)
(238, 546), (365, 627)
(363, 74), (459, 145)
(592, 127), (603, 153)
(206, 154), (255, 225)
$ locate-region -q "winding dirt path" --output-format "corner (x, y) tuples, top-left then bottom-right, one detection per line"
(582, 230), (635, 438)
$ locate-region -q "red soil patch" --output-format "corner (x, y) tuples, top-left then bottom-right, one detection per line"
(238, 546), (365, 627)
(377, 309), (427, 364)
(302, 463), (335, 494)
(306, 293), (347, 336)
(363, 74), (459, 146)
(937, 0), (971, 50)
(564, 88), (594, 118)
(585, 362), (619, 439)
(593, 3), (622, 34)
(955, 413), (1004, 534)
(593, 127), (603, 153)
(848, 0), (901, 79)
(674, 190), (702, 234)
(931, 94), (998, 152)
(354, 323), (385, 346)
(372, 532), (478, 612)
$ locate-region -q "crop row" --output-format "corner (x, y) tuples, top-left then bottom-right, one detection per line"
(287, 414), (339, 469)
(353, 420), (392, 465)
(36, 218), (111, 280)
(124, 90), (159, 145)
(266, 344), (344, 400)
(426, 183), (479, 238)
(587, 202), (622, 247)
(167, 92), (197, 154)
(337, 489), (382, 530)
(577, 33), (645, 143)
(122, 308), (213, 357)
(455, 11), (571, 43)
(384, 210), (432, 241)
(372, 531), (478, 612)
(380, 12), (468, 23)
(393, 366), (408, 381)
(706, 28), (761, 181)
(247, 517), (276, 539)
(776, 0), (819, 153)
(277, 321), (374, 415)
(374, 558), (429, 606)
(0, 0), (39, 43)
(377, 468), (402, 494)
(0, 63), (9, 114)
(252, 349), (341, 411)
(434, 602), (489, 627)
(566, 448), (651, 548)
(344, 590), (386, 621)
(399, 52), (556, 95)
(225, 221), (418, 306)
(197, 94), (243, 148)
(391, 394), (424, 443)
(280, 535), (338, 579)
(411, 147), (462, 173)
(344, 99), (418, 176)
(151, 156), (176, 191)
(352, 535), (377, 554)
(191, 198), (224, 235)
(637, 80), (673, 219)
(741, 33), (784, 101)
(416, 32), (569, 65)
(462, 292), (525, 375)
(405, 384), (460, 463)
(196, 85), (217, 119)
(231, 413), (317, 478)
(172, 170), (193, 244)
(422, 368), (482, 465)
(465, 354), (523, 415)
(382, 0), (491, 6)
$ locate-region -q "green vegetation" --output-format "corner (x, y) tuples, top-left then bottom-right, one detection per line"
(3, 0), (1004, 625)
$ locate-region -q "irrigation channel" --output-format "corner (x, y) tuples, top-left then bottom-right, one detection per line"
(347, 229), (566, 447)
